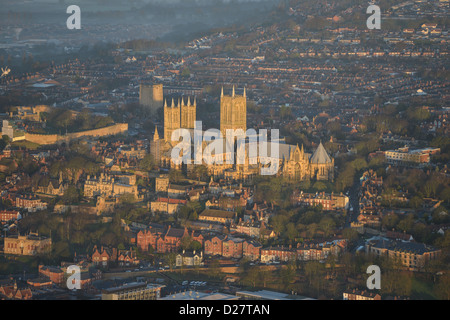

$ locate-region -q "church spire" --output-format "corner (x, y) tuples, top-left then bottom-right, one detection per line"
(232, 85), (235, 97)
(154, 126), (160, 141)
(164, 99), (167, 108)
(221, 86), (224, 97)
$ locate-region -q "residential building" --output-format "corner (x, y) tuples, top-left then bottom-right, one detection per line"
(4, 232), (51, 256)
(176, 250), (204, 267)
(292, 191), (349, 210)
(199, 209), (236, 224)
(0, 210), (21, 224)
(102, 282), (164, 300)
(15, 194), (47, 212)
(385, 147), (440, 166)
(343, 289), (381, 300)
(243, 240), (262, 261)
(365, 239), (441, 271)
(150, 197), (187, 214)
(0, 282), (32, 300)
(38, 265), (64, 285)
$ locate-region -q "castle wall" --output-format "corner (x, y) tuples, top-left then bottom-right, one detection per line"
(24, 133), (59, 145)
(24, 123), (128, 145)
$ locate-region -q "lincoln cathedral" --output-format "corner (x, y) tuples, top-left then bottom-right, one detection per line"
(150, 86), (334, 182)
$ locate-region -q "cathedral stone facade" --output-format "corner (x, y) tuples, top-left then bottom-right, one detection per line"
(151, 87), (334, 182)
(281, 143), (334, 181)
(163, 97), (196, 143)
(220, 86), (247, 137)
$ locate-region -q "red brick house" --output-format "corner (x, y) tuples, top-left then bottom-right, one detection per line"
(66, 272), (93, 289)
(91, 246), (118, 267)
(204, 235), (227, 256)
(117, 250), (139, 266)
(0, 282), (32, 300)
(137, 227), (162, 252)
(222, 237), (244, 259)
(0, 210), (21, 223)
(261, 246), (297, 263)
(137, 225), (202, 253)
(191, 230), (204, 247)
(39, 265), (64, 284)
(157, 226), (189, 253)
(243, 240), (262, 261)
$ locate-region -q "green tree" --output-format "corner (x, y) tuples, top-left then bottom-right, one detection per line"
(319, 217), (336, 237)
(139, 154), (156, 171)
(181, 68), (191, 78)
(62, 185), (81, 204)
(283, 222), (297, 242)
(208, 259), (222, 279)
(280, 260), (296, 289)
(118, 193), (135, 205)
(410, 196), (424, 209)
(342, 228), (359, 244)
(189, 240), (202, 251)
(169, 169), (183, 183)
(435, 273), (450, 300)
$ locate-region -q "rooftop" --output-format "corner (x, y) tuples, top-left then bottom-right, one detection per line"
(310, 142), (332, 164)
(160, 291), (237, 300)
(236, 290), (315, 300)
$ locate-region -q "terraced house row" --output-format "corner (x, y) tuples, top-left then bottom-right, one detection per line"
(204, 235), (347, 262)
(136, 225), (204, 253)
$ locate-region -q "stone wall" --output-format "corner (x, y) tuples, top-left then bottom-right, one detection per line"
(24, 133), (59, 145)
(67, 123), (128, 139)
(24, 123), (128, 145)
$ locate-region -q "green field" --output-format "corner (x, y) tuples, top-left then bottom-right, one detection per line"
(411, 277), (438, 300)
(11, 140), (41, 150)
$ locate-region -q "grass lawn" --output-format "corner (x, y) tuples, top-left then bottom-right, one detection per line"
(0, 255), (40, 275)
(411, 276), (437, 300)
(12, 140), (41, 150)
